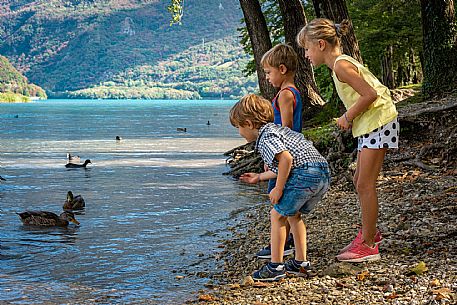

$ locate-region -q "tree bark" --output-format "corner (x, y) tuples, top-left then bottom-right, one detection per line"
(420, 0), (457, 96)
(239, 0), (276, 100)
(312, 0), (363, 63)
(381, 45), (394, 88)
(277, 0), (325, 120)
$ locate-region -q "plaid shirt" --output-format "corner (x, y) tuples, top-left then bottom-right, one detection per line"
(255, 123), (327, 174)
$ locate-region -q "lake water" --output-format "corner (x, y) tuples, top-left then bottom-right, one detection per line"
(0, 99), (264, 304)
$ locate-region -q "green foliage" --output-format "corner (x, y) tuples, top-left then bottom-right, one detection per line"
(0, 92), (30, 102)
(168, 0), (184, 25)
(348, 0), (423, 84)
(0, 55), (47, 99)
(67, 37), (258, 99)
(303, 122), (338, 148)
(0, 0), (244, 96)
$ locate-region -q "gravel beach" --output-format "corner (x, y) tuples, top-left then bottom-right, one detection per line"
(187, 99), (457, 304)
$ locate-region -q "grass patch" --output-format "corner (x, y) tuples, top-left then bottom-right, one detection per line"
(303, 122), (338, 148)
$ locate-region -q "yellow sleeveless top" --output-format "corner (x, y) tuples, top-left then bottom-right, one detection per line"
(332, 55), (398, 137)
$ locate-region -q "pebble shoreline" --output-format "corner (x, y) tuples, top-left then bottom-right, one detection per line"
(187, 152), (456, 304)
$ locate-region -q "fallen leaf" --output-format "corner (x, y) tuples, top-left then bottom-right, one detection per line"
(356, 270), (370, 281)
(409, 261), (428, 275)
(253, 281), (271, 288)
(432, 288), (452, 295)
(198, 294), (216, 301)
(435, 293), (449, 301)
(429, 279), (441, 287)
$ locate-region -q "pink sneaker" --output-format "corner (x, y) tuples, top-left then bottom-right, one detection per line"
(338, 229), (383, 254)
(336, 242), (381, 263)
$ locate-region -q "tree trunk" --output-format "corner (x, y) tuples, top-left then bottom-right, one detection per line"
(420, 0), (457, 96)
(277, 0), (325, 120)
(381, 45), (394, 88)
(396, 63), (403, 88)
(312, 0), (363, 63)
(239, 0), (276, 100)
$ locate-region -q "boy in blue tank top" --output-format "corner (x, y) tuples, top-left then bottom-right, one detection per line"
(239, 43), (303, 259)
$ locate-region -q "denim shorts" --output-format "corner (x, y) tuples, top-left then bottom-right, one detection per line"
(273, 162), (330, 217)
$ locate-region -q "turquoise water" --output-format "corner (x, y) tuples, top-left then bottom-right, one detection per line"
(0, 99), (262, 304)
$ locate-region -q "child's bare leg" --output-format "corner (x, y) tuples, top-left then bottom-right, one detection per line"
(270, 209), (287, 263)
(356, 148), (386, 246)
(287, 213), (306, 261)
(285, 221), (291, 239)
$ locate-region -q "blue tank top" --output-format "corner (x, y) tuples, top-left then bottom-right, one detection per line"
(272, 86), (302, 132)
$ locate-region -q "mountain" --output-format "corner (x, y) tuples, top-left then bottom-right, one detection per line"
(0, 0), (256, 98)
(0, 55), (47, 101)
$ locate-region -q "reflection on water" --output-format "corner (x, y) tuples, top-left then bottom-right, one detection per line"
(0, 99), (266, 304)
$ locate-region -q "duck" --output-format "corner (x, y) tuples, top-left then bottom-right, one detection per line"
(177, 127), (187, 132)
(65, 159), (91, 168)
(63, 191), (85, 210)
(17, 211), (80, 227)
(206, 120), (211, 125)
(115, 136), (122, 141)
(0, 176), (5, 181)
(67, 153), (81, 164)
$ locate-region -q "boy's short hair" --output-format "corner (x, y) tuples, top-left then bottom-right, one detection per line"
(261, 43), (298, 73)
(230, 94), (274, 128)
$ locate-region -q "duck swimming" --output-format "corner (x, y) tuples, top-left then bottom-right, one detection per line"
(17, 211), (80, 227)
(63, 191), (85, 210)
(177, 127), (187, 132)
(0, 176), (5, 181)
(67, 153), (81, 164)
(65, 159), (91, 168)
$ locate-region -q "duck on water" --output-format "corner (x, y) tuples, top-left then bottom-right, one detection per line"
(67, 153), (81, 164)
(63, 191), (85, 210)
(65, 159), (91, 168)
(17, 211), (80, 227)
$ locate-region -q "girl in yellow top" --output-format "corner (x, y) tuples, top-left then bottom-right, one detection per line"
(297, 18), (399, 263)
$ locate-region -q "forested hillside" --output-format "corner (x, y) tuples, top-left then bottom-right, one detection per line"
(0, 55), (47, 101)
(67, 37), (257, 99)
(0, 0), (251, 98)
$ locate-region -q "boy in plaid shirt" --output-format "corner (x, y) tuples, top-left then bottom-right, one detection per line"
(230, 94), (330, 281)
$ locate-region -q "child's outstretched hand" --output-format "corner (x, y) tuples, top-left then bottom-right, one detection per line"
(239, 172), (260, 184)
(269, 187), (283, 204)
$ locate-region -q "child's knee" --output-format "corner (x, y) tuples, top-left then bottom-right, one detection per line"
(355, 179), (375, 193)
(287, 213), (302, 224)
(270, 208), (287, 223)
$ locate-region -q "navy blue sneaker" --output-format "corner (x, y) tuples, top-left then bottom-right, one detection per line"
(252, 262), (286, 281)
(284, 259), (311, 277)
(256, 234), (294, 259)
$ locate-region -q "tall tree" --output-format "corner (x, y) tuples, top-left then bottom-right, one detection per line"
(277, 0), (325, 118)
(169, 0), (325, 117)
(239, 0), (276, 100)
(348, 0), (423, 88)
(312, 0), (363, 62)
(420, 0), (457, 96)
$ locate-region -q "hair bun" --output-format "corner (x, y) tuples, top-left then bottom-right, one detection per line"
(337, 19), (350, 36)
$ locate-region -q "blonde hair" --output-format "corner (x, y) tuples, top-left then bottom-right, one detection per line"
(260, 43), (298, 73)
(229, 94), (274, 128)
(297, 18), (350, 48)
